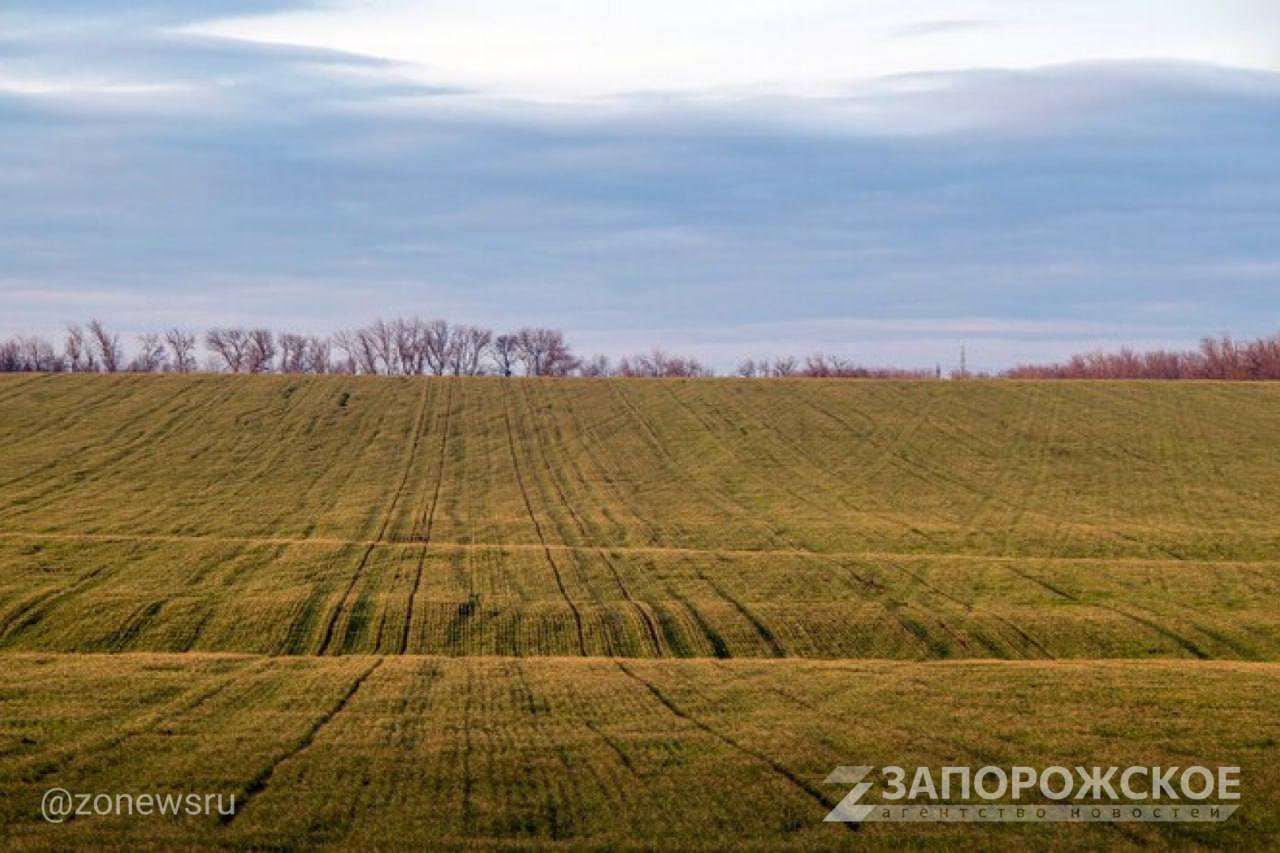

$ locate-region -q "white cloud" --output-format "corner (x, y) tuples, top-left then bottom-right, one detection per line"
(185, 0), (1280, 100)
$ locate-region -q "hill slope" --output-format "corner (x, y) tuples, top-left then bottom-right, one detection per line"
(1, 375), (1278, 659)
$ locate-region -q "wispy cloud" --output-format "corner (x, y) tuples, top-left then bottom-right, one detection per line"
(891, 19), (995, 39)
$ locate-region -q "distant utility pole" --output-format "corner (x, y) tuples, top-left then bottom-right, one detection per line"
(959, 345), (967, 380)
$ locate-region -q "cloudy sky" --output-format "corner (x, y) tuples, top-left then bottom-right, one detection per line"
(3, 1), (1278, 370)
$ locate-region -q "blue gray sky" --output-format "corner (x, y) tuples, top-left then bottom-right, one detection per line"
(2, 1), (1278, 370)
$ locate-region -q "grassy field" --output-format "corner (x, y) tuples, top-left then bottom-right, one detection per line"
(2, 655), (1277, 850)
(1, 374), (1278, 848)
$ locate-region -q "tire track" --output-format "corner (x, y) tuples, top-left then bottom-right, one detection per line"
(1003, 563), (1209, 658)
(614, 661), (855, 831)
(395, 379), (455, 655)
(0, 380), (214, 513)
(550, 381), (663, 543)
(316, 382), (432, 655)
(500, 386), (587, 657)
(14, 658), (262, 784)
(519, 382), (660, 656)
(614, 383), (929, 653)
(220, 658), (384, 825)
(0, 565), (112, 644)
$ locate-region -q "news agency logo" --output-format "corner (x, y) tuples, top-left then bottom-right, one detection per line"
(824, 765), (1241, 823)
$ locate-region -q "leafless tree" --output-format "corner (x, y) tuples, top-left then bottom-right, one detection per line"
(242, 328), (276, 373)
(447, 325), (492, 375)
(492, 333), (519, 377)
(422, 320), (453, 376)
(278, 332), (309, 373)
(305, 336), (332, 374)
(64, 324), (97, 372)
(361, 318), (398, 375)
(0, 339), (18, 372)
(515, 327), (577, 376)
(164, 328), (197, 373)
(392, 317), (429, 375)
(331, 329), (363, 374)
(0, 336), (61, 372)
(87, 319), (122, 373)
(578, 354), (613, 377)
(128, 333), (168, 372)
(770, 356), (798, 377)
(206, 327), (249, 373)
(617, 349), (711, 377)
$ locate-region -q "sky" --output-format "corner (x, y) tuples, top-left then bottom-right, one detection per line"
(2, 1), (1278, 371)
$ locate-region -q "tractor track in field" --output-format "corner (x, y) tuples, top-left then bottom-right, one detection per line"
(518, 383), (662, 656)
(704, 659), (1001, 765)
(0, 379), (214, 508)
(316, 383), (432, 655)
(221, 658), (384, 825)
(514, 383), (618, 655)
(0, 375), (141, 461)
(394, 379), (455, 655)
(610, 383), (915, 650)
(784, 382), (1192, 561)
(0, 564), (113, 644)
(648, 383), (941, 653)
(1003, 563), (1212, 658)
(614, 661), (855, 831)
(12, 657), (264, 782)
(500, 387), (587, 656)
(716, 381), (937, 542)
(550, 381), (663, 543)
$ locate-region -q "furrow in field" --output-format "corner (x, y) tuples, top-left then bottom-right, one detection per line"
(519, 382), (662, 656)
(499, 386), (587, 656)
(397, 379), (454, 655)
(613, 661), (853, 831)
(316, 382), (432, 655)
(220, 658), (384, 825)
(0, 379), (216, 515)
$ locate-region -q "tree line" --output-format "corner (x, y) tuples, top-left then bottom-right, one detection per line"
(3, 319), (1279, 380)
(1004, 334), (1280, 380)
(0, 318), (668, 377)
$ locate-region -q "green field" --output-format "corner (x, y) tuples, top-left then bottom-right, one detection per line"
(1, 375), (1278, 849)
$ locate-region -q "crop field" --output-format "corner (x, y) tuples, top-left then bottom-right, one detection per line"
(1, 374), (1279, 849)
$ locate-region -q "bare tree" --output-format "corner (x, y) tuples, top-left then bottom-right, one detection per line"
(206, 327), (249, 373)
(331, 329), (362, 374)
(0, 339), (18, 372)
(278, 332), (308, 373)
(617, 349), (711, 377)
(0, 336), (62, 372)
(128, 333), (168, 372)
(363, 318), (398, 375)
(515, 327), (577, 376)
(305, 336), (332, 374)
(423, 320), (453, 376)
(578, 354), (613, 377)
(392, 317), (429, 375)
(64, 324), (97, 372)
(770, 356), (798, 377)
(447, 325), (492, 375)
(87, 319), (122, 373)
(243, 328), (276, 373)
(164, 328), (197, 373)
(492, 333), (519, 377)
